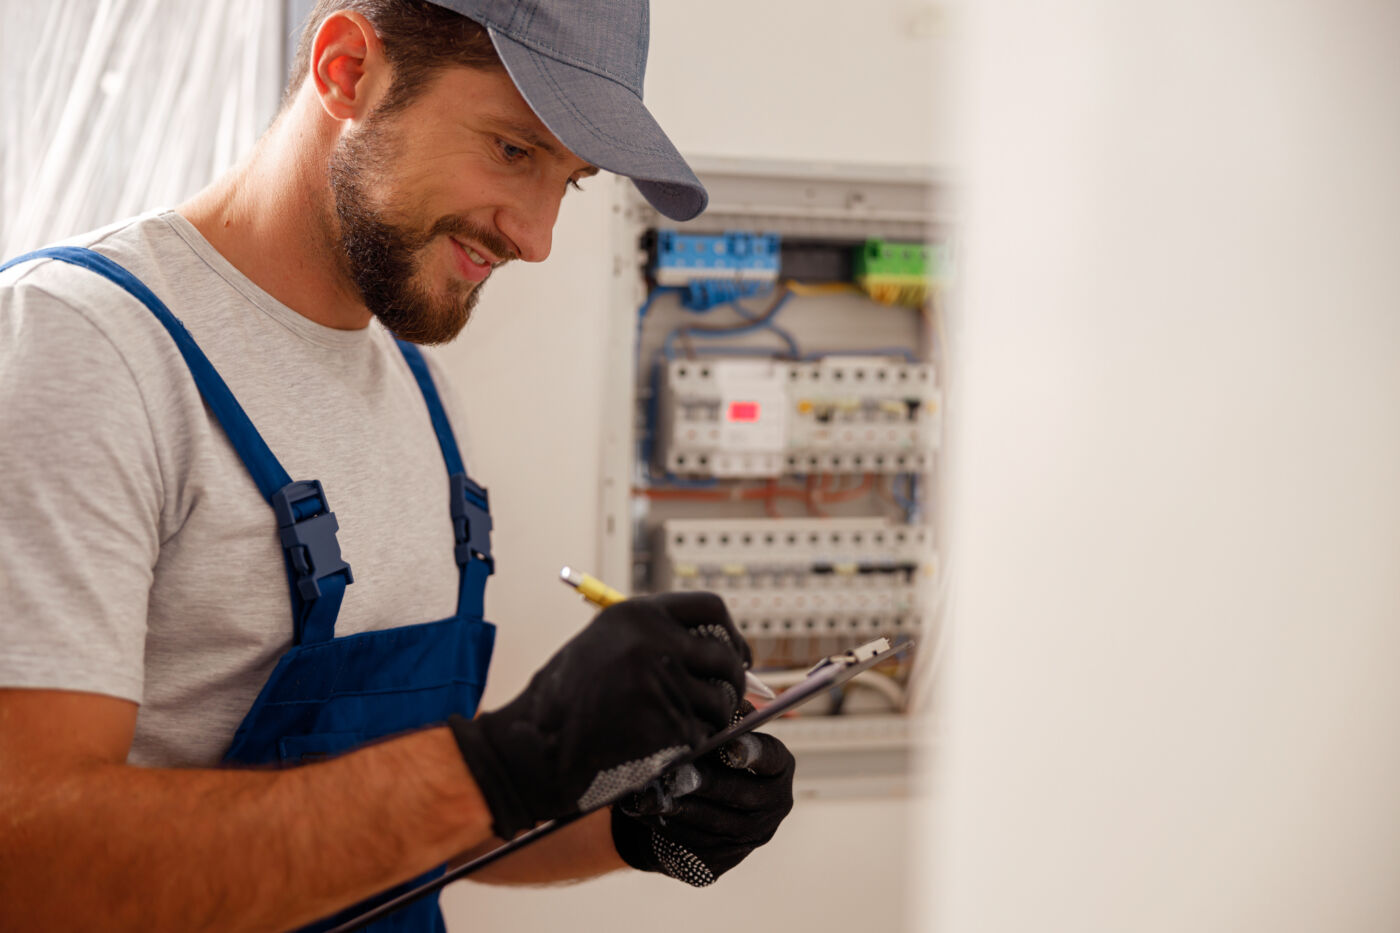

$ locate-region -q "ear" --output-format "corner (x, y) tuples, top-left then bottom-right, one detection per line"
(310, 11), (388, 122)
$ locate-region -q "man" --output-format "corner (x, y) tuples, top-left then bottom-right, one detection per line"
(0, 1), (794, 930)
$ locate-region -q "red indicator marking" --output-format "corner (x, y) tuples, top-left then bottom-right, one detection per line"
(728, 401), (761, 422)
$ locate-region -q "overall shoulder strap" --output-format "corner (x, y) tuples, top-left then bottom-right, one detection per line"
(1, 246), (351, 644)
(395, 340), (494, 619)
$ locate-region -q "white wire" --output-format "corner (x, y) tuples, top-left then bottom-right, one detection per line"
(758, 666), (908, 713)
(905, 556), (953, 713)
(904, 289), (954, 715)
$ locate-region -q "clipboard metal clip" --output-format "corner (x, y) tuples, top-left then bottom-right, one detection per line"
(804, 637), (896, 678)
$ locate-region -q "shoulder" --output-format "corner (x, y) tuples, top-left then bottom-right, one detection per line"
(1, 208), (250, 381)
(3, 213), (202, 416)
(0, 213), (230, 505)
(3, 210), (213, 308)
(2, 212), (193, 350)
(3, 211), (172, 283)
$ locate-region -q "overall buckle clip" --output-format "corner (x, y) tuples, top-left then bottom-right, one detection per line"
(271, 480), (354, 601)
(450, 473), (495, 574)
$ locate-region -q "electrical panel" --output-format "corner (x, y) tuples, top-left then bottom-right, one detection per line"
(601, 159), (947, 794)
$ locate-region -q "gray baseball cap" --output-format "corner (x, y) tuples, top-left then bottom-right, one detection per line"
(429, 0), (708, 221)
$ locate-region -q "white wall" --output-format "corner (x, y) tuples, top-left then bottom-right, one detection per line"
(928, 2), (1400, 932)
(432, 2), (945, 930)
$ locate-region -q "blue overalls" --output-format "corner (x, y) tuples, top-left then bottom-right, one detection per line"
(1, 247), (497, 932)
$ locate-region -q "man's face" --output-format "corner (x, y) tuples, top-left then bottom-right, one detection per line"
(327, 65), (597, 345)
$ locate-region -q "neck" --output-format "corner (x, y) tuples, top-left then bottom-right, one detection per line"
(179, 90), (370, 331)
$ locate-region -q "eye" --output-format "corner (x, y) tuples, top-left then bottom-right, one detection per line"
(497, 138), (530, 163)
(567, 178), (586, 192)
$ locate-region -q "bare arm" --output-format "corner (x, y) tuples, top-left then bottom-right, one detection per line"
(451, 809), (627, 886)
(0, 688), (494, 933)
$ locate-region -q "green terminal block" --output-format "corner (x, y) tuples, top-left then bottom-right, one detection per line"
(853, 239), (942, 306)
(854, 239), (930, 282)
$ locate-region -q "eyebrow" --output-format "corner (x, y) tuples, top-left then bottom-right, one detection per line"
(484, 116), (600, 176)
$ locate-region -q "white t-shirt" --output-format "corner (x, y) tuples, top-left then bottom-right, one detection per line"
(0, 211), (475, 767)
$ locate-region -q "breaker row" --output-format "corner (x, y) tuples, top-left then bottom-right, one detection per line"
(659, 516), (932, 566)
(655, 357), (941, 478)
(654, 517), (935, 644)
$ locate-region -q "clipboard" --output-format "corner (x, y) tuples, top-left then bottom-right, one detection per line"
(329, 637), (914, 932)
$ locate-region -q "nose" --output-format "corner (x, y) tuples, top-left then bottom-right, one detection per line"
(495, 186), (561, 263)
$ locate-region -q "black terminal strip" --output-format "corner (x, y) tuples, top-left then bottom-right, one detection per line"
(810, 561), (918, 579)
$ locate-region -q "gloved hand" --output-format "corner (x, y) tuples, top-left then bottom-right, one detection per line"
(610, 702), (796, 887)
(449, 592), (748, 840)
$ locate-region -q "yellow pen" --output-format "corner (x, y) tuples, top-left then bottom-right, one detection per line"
(559, 566), (777, 700)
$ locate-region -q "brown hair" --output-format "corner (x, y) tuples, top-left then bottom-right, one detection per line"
(284, 0), (501, 115)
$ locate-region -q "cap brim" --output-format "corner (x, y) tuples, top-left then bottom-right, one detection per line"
(486, 27), (708, 222)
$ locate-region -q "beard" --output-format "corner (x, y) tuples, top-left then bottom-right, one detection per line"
(326, 113), (513, 346)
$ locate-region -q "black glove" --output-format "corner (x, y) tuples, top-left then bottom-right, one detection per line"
(611, 703), (796, 887)
(449, 592), (748, 839)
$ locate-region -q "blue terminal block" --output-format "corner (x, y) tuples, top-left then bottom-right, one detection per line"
(653, 230), (781, 286)
(724, 231), (781, 279)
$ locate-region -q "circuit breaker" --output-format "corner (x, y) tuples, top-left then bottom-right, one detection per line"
(655, 358), (791, 477)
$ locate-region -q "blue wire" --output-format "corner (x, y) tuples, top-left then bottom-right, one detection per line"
(634, 287), (681, 380)
(892, 473), (920, 523)
(638, 355), (720, 488)
(640, 355), (663, 473)
(636, 289), (678, 478)
(891, 474), (911, 511)
(719, 283), (778, 321)
(656, 474), (721, 489)
(637, 286), (682, 322)
(665, 346), (792, 359)
(681, 280), (774, 313)
(660, 290), (801, 360)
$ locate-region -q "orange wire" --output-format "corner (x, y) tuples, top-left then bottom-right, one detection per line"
(748, 489), (808, 502)
(763, 479), (783, 518)
(804, 474), (829, 518)
(632, 485), (813, 503)
(633, 472), (878, 505)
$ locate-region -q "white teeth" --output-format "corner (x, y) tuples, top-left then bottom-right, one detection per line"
(465, 244), (487, 266)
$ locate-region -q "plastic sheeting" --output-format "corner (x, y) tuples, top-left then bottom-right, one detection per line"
(0, 0), (285, 257)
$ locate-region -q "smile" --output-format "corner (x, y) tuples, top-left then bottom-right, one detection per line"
(449, 237), (495, 284)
